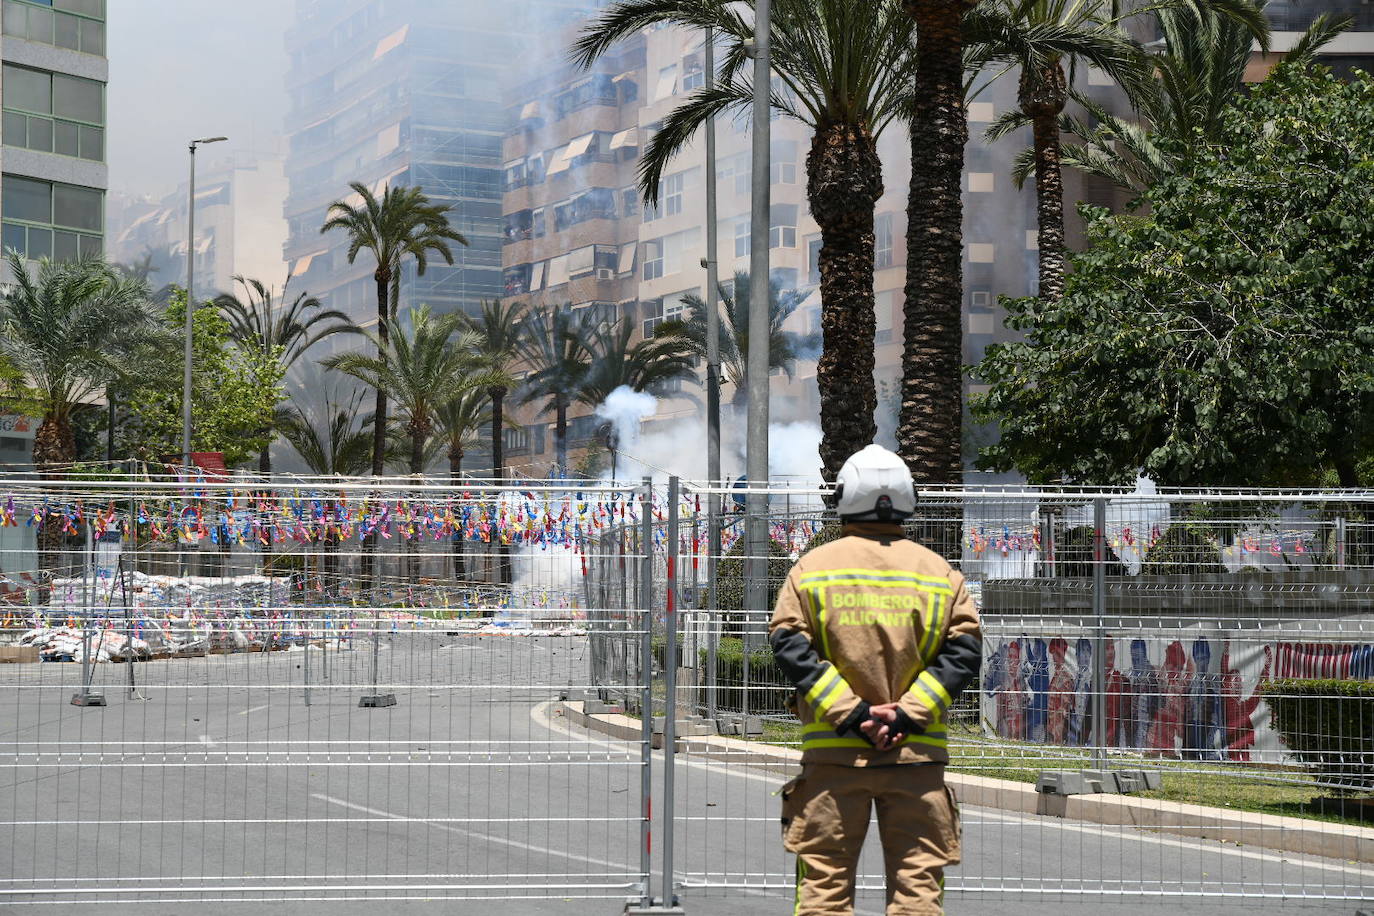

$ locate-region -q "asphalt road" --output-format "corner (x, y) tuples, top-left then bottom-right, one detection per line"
(0, 634), (1369, 915)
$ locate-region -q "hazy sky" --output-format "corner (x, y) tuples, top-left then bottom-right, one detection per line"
(107, 0), (289, 200)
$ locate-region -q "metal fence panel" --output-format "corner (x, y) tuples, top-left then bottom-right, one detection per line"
(652, 484), (1374, 907)
(0, 473), (653, 906)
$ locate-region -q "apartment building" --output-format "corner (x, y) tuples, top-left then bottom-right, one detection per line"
(107, 150), (288, 300)
(0, 0), (107, 471)
(282, 0), (594, 360)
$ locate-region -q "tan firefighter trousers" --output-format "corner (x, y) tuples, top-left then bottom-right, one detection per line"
(780, 762), (962, 916)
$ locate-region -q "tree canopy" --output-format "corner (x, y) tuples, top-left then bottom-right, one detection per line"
(973, 65), (1374, 486)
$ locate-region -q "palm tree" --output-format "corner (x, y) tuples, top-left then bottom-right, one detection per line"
(1051, 9), (1342, 195)
(0, 253), (160, 595)
(324, 305), (490, 477)
(324, 305), (492, 584)
(965, 1), (1158, 301)
(215, 275), (355, 473)
(574, 0), (917, 478)
(432, 389), (492, 579)
(463, 299), (526, 488)
(518, 304), (598, 475)
(656, 271), (816, 411)
(579, 317), (699, 407)
(320, 182), (468, 477)
(278, 392), (375, 477)
(898, 0), (977, 486)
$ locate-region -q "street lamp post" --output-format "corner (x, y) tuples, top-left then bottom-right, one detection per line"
(744, 0), (771, 633)
(181, 136), (228, 469)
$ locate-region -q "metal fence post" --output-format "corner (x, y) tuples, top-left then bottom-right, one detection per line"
(662, 477), (680, 909)
(1091, 497), (1107, 769)
(1336, 515), (1347, 570)
(637, 477), (654, 909)
(706, 485), (720, 722)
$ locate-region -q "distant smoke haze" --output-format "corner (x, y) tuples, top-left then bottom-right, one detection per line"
(107, 1), (288, 201)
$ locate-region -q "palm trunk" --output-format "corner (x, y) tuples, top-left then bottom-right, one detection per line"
(1022, 63), (1068, 302)
(362, 268), (391, 596)
(899, 0), (969, 486)
(808, 121), (883, 480)
(449, 449), (465, 580)
(554, 394), (568, 476)
(33, 414), (76, 604)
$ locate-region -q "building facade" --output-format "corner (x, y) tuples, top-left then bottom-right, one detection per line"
(0, 0), (107, 472)
(282, 0), (594, 359)
(107, 149), (289, 302)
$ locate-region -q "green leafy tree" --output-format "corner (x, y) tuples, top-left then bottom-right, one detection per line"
(575, 0), (917, 478)
(321, 182), (468, 476)
(656, 270), (817, 411)
(119, 291), (286, 468)
(518, 304), (598, 475)
(215, 275), (355, 473)
(973, 65), (1374, 486)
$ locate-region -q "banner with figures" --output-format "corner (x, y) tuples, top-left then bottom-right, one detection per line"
(981, 629), (1374, 761)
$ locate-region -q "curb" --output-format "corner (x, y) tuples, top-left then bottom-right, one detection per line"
(557, 701), (1374, 865)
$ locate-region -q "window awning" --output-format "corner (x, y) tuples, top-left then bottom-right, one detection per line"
(611, 72), (635, 83)
(374, 24), (408, 60)
(544, 145), (573, 176)
(195, 236), (213, 254)
(291, 249), (328, 276)
(609, 128), (638, 151)
(565, 133), (595, 158)
(372, 167), (407, 196)
(617, 242), (636, 274)
(519, 100), (542, 121)
(529, 259), (546, 292)
(653, 66), (677, 102)
(546, 254), (570, 287)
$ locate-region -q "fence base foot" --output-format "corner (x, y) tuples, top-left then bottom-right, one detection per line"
(624, 902), (684, 915)
(358, 693), (397, 708)
(70, 692), (105, 707)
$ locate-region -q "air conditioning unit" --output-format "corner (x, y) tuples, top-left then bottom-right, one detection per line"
(595, 267), (615, 280)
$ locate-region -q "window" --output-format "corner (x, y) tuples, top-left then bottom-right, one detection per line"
(505, 426), (531, 453)
(968, 172), (994, 193)
(1, 174), (100, 259)
(682, 51), (705, 91)
(717, 152), (749, 195)
(770, 139), (798, 185)
(502, 263), (531, 296)
(806, 235), (822, 285)
(569, 245), (595, 278)
(2, 64), (104, 160)
(643, 239), (664, 280)
(874, 289), (896, 345)
(653, 65), (677, 102)
(875, 212), (893, 269)
(2, 0), (105, 54)
(734, 218), (749, 258)
(642, 229), (698, 281)
(769, 204), (797, 249)
(641, 289), (695, 337)
(646, 168), (693, 222)
(552, 187), (617, 231)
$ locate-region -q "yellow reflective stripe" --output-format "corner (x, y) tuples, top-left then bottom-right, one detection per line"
(801, 737), (872, 749)
(914, 670), (952, 716)
(920, 591), (947, 664)
(813, 674), (849, 717)
(801, 578), (950, 593)
(800, 568), (953, 589)
(794, 857), (806, 916)
(803, 666), (839, 708)
(815, 586), (833, 661)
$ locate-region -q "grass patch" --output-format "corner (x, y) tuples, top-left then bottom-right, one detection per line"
(746, 717), (1373, 828)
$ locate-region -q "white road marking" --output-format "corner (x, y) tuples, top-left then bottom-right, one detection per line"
(310, 792), (631, 873)
(237, 704), (270, 716)
(197, 735), (216, 748)
(531, 702), (1374, 879)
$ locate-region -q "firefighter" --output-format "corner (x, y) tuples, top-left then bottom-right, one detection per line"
(769, 444), (982, 915)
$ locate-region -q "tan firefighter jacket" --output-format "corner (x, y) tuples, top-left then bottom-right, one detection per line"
(768, 521), (982, 766)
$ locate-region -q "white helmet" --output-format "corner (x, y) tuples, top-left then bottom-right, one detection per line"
(833, 444), (916, 521)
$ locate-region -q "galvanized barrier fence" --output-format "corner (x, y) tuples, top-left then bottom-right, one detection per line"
(650, 481), (1374, 907)
(0, 473), (654, 906)
(3, 472), (1373, 909)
